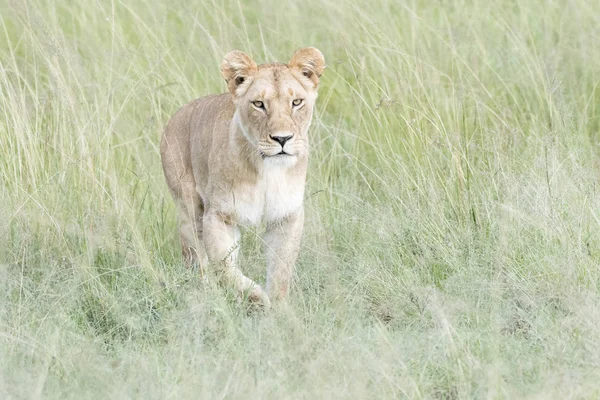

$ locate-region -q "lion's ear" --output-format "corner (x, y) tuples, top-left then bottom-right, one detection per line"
(221, 51), (258, 95)
(288, 47), (325, 87)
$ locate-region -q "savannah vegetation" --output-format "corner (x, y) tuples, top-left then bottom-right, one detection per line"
(1, 0), (599, 398)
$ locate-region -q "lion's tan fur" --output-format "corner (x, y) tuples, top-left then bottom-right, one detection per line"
(160, 47), (325, 307)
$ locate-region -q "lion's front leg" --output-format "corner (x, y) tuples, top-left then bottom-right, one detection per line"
(204, 210), (270, 308)
(264, 208), (304, 302)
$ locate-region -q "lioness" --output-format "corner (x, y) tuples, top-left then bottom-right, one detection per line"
(160, 47), (325, 308)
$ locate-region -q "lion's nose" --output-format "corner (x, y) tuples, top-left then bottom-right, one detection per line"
(270, 134), (293, 147)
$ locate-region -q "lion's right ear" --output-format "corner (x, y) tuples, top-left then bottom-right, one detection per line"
(221, 51), (258, 96)
(288, 47), (325, 88)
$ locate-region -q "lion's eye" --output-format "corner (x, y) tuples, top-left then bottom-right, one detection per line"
(252, 100), (264, 109)
(292, 99), (304, 107)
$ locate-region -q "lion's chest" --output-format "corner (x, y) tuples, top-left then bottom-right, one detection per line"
(232, 168), (304, 226)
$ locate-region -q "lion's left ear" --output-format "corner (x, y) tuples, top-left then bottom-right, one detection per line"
(288, 47), (326, 87)
(221, 50), (258, 96)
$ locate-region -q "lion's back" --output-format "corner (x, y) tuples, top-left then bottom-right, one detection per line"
(160, 93), (234, 199)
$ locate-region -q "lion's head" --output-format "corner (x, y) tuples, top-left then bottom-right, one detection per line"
(220, 47), (325, 166)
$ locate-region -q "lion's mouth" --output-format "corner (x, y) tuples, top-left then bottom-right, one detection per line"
(262, 151), (292, 158)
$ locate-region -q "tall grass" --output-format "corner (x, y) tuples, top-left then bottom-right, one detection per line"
(1, 0), (599, 398)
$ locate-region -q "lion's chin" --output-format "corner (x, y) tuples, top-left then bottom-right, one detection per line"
(263, 153), (298, 168)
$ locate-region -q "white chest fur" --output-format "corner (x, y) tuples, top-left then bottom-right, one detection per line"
(232, 165), (304, 226)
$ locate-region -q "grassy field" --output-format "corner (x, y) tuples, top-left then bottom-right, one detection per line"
(1, 0), (600, 398)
